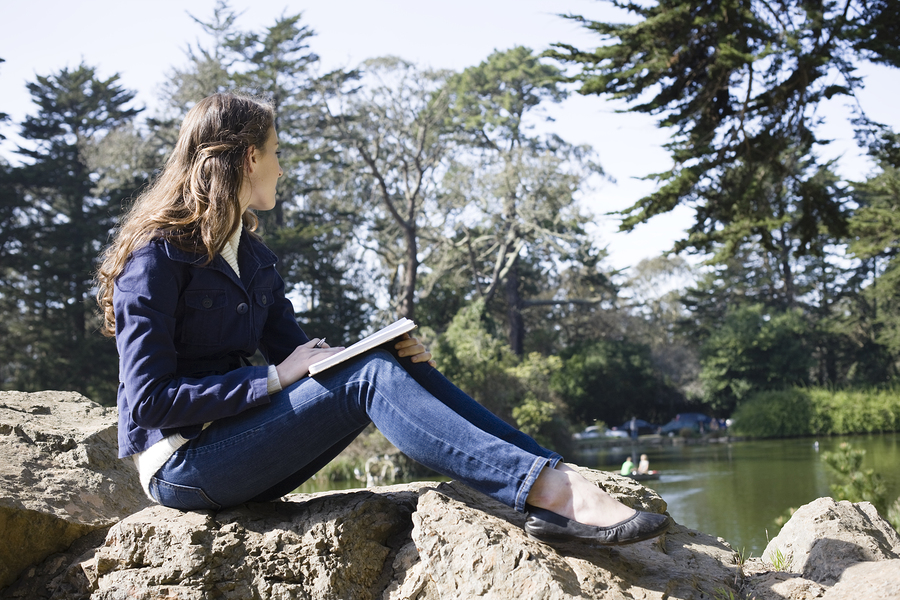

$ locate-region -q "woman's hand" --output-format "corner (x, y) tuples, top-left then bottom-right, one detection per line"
(275, 338), (343, 388)
(394, 333), (437, 367)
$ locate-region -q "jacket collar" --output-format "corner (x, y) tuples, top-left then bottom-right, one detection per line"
(159, 230), (278, 286)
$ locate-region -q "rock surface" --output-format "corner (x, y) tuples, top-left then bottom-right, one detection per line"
(742, 497), (900, 600)
(85, 472), (741, 600)
(0, 391), (150, 589)
(2, 390), (899, 600)
(764, 497), (900, 584)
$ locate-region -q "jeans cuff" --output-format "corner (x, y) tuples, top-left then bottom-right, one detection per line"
(513, 451), (565, 512)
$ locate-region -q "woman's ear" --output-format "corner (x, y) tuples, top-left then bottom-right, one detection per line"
(244, 145), (259, 174)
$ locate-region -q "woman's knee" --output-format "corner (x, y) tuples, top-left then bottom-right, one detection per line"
(357, 348), (402, 372)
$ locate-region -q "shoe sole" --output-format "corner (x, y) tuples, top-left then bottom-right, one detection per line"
(525, 518), (670, 547)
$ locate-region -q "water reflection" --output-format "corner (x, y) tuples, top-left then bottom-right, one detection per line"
(576, 433), (900, 555)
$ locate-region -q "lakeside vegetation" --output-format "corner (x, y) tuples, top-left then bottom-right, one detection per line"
(732, 388), (900, 438)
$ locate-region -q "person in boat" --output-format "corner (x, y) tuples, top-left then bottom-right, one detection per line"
(621, 456), (635, 476)
(637, 454), (650, 474)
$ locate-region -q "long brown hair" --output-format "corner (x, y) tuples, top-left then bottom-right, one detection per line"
(96, 92), (275, 337)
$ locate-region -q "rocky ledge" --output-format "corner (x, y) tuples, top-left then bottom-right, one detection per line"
(2, 391), (898, 600)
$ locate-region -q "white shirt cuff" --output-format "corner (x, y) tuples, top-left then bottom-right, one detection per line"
(267, 364), (282, 394)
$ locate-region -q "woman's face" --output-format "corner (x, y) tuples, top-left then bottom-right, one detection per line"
(242, 126), (282, 212)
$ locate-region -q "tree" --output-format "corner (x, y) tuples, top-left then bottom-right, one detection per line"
(432, 299), (520, 420)
(549, 1), (897, 301)
(847, 149), (900, 361)
(552, 338), (676, 426)
(162, 0), (237, 113)
(699, 304), (813, 414)
(444, 46), (608, 354)
(624, 255), (701, 398)
(1, 64), (142, 402)
(225, 8), (321, 229)
(324, 57), (454, 321)
(432, 299), (573, 452)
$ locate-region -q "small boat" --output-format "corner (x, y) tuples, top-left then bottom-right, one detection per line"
(627, 470), (661, 481)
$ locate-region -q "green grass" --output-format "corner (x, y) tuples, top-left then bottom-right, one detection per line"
(766, 546), (792, 571)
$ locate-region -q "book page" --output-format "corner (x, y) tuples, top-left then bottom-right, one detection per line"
(308, 318), (417, 375)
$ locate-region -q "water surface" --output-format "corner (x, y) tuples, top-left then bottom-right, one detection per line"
(577, 433), (900, 555)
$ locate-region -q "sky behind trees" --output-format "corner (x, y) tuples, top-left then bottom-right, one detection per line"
(2, 0), (897, 270)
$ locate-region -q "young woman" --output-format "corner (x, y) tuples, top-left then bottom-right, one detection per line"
(95, 92), (669, 547)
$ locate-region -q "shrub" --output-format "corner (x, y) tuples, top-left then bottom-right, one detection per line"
(433, 301), (572, 453)
(699, 305), (813, 415)
(732, 386), (900, 437)
(821, 442), (888, 514)
(731, 388), (814, 437)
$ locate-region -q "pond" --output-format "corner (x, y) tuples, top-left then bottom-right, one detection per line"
(292, 433), (900, 558)
(575, 432), (900, 556)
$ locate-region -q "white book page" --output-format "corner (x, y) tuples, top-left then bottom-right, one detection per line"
(308, 318), (416, 375)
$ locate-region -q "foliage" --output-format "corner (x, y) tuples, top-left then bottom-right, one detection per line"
(3, 4), (900, 431)
(888, 497), (900, 533)
(322, 57), (454, 321)
(153, 2), (374, 343)
(730, 388), (815, 438)
(732, 387), (900, 437)
(550, 0), (895, 260)
(432, 300), (572, 452)
(848, 161), (900, 362)
(808, 387), (900, 435)
(432, 299), (520, 420)
(549, 3), (900, 390)
(766, 546), (792, 572)
(625, 255), (701, 398)
(509, 352), (569, 451)
(821, 442), (888, 514)
(552, 338), (679, 427)
(699, 304), (813, 413)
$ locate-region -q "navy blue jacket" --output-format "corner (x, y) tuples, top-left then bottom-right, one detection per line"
(114, 230), (309, 458)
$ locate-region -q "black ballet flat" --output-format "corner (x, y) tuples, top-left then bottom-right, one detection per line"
(524, 506), (671, 546)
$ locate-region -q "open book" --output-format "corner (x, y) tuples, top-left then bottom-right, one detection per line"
(308, 318), (417, 376)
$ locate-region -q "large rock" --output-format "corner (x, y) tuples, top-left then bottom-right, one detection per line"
(763, 497), (900, 585)
(0, 391), (150, 589)
(742, 496), (900, 600)
(86, 468), (743, 600)
(4, 393), (898, 599)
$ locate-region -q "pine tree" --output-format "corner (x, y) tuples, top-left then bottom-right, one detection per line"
(1, 64), (142, 402)
(549, 0), (898, 303)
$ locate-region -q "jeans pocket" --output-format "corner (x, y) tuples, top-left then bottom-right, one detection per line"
(149, 477), (222, 511)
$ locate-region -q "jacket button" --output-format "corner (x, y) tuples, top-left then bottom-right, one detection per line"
(261, 295), (268, 305)
(202, 297), (213, 309)
(236, 303), (249, 314)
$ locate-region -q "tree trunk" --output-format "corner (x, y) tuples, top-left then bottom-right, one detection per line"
(399, 224), (418, 320)
(505, 261), (524, 356)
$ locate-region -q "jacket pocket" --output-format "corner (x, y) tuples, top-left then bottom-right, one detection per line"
(252, 288), (273, 332)
(181, 289), (227, 346)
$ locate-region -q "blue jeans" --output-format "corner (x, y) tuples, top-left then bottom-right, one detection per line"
(149, 349), (562, 512)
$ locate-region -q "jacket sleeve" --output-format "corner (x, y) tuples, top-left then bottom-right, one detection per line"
(114, 245), (271, 431)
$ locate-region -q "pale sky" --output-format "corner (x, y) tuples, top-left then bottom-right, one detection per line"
(2, 0), (898, 272)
